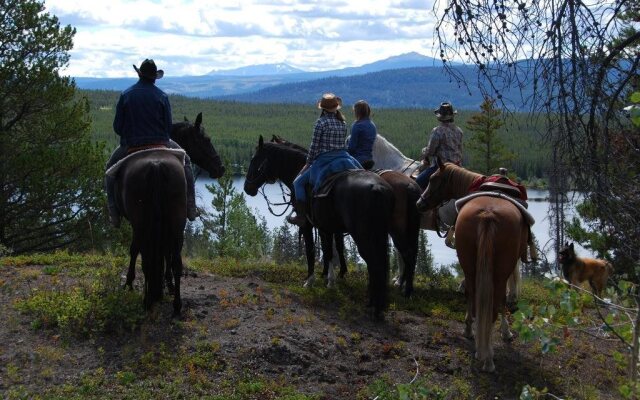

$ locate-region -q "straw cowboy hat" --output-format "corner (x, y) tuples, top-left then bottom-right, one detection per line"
(133, 59), (164, 80)
(317, 93), (342, 112)
(434, 102), (457, 121)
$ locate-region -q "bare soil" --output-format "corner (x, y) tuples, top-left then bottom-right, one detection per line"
(0, 262), (626, 399)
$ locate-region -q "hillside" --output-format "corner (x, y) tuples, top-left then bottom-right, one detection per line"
(84, 90), (549, 180)
(0, 253), (625, 399)
(216, 66), (534, 111)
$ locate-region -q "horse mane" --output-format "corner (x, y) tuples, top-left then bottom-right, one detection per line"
(374, 134), (411, 161)
(264, 141), (307, 161)
(172, 121), (210, 142)
(443, 163), (482, 197)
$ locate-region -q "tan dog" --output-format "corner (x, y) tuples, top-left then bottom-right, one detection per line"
(558, 242), (613, 297)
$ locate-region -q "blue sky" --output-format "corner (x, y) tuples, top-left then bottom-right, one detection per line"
(45, 0), (438, 77)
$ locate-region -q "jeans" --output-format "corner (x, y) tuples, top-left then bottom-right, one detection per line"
(293, 167), (312, 202)
(415, 164), (438, 189)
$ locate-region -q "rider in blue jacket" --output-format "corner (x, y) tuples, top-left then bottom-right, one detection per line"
(105, 59), (196, 227)
(347, 100), (377, 169)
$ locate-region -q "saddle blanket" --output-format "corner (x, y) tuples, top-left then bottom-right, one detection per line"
(106, 148), (186, 178)
(455, 191), (535, 226)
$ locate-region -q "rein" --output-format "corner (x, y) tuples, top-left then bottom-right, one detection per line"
(259, 181), (292, 217)
(401, 159), (419, 175)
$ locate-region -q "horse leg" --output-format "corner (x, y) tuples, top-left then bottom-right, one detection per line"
(165, 252), (175, 295)
(335, 234), (348, 279)
(464, 287), (474, 339)
(392, 248), (404, 288)
(125, 239), (138, 290)
(302, 224), (316, 287)
(324, 233), (336, 289)
(352, 230), (389, 320)
(171, 240), (184, 317)
(500, 308), (514, 342)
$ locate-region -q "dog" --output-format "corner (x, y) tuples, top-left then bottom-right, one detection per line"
(558, 242), (614, 297)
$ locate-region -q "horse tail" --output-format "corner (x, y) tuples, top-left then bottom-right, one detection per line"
(144, 161), (166, 308)
(475, 210), (497, 363)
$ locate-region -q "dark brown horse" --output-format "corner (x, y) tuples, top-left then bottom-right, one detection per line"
(267, 135), (420, 296)
(418, 159), (529, 372)
(244, 136), (396, 318)
(119, 113), (225, 315)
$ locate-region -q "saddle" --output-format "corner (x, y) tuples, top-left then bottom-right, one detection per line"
(106, 148), (186, 178)
(469, 175), (528, 204)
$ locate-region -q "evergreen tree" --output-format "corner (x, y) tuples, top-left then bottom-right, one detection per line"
(202, 162), (270, 259)
(271, 224), (298, 263)
(0, 0), (105, 253)
(465, 98), (515, 175)
(415, 231), (434, 276)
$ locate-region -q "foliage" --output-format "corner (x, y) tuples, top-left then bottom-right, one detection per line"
(361, 376), (449, 400)
(202, 161), (270, 259)
(433, 0), (640, 280)
(415, 230), (434, 276)
(13, 254), (144, 336)
(513, 277), (640, 398)
(465, 97), (515, 175)
(271, 223), (300, 264)
(83, 90), (550, 181)
(0, 0), (106, 254)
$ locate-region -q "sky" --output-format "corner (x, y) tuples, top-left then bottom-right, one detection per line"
(44, 0), (439, 78)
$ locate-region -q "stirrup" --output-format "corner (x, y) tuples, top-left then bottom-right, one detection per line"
(445, 227), (456, 249)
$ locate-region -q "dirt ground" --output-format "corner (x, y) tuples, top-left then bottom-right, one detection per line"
(0, 261), (626, 399)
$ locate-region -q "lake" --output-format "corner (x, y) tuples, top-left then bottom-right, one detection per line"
(196, 178), (590, 267)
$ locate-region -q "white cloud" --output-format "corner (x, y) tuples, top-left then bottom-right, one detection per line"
(45, 0), (437, 77)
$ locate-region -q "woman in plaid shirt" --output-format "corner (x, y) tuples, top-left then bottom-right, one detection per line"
(287, 93), (363, 226)
(415, 102), (464, 189)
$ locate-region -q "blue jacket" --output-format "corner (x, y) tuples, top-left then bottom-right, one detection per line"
(347, 118), (377, 164)
(113, 80), (172, 147)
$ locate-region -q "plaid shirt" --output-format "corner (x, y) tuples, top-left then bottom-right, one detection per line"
(307, 112), (347, 164)
(421, 121), (464, 165)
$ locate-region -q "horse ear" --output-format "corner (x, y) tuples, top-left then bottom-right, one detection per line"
(195, 112), (202, 128)
(271, 135), (278, 142)
(570, 243), (574, 250)
(258, 135), (264, 148)
(183, 116), (188, 122)
(437, 156), (445, 170)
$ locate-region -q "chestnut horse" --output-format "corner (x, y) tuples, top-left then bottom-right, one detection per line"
(119, 113), (225, 315)
(418, 159), (530, 372)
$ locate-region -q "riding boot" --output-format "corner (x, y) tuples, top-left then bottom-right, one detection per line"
(184, 160), (197, 221)
(286, 201), (307, 227)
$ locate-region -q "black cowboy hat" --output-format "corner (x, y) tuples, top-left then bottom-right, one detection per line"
(133, 59), (164, 80)
(434, 102), (457, 121)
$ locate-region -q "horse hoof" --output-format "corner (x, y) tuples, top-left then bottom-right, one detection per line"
(481, 361), (496, 373)
(303, 278), (314, 288)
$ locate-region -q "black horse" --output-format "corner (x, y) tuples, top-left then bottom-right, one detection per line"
(120, 112), (225, 315)
(268, 135), (420, 297)
(244, 136), (395, 318)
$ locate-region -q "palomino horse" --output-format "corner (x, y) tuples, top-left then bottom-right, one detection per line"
(244, 136), (396, 318)
(417, 159), (530, 372)
(268, 135), (421, 297)
(119, 113), (225, 315)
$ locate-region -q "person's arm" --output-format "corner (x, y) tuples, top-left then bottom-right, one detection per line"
(306, 119), (323, 164)
(163, 95), (173, 139)
(113, 95), (125, 137)
(347, 123), (359, 155)
(422, 128), (441, 162)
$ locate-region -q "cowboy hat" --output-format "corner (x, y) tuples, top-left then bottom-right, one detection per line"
(133, 59), (164, 80)
(434, 102), (457, 121)
(317, 93), (342, 112)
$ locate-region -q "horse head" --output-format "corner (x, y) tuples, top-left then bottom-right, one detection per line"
(171, 112), (225, 179)
(244, 135), (273, 196)
(416, 157), (451, 211)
